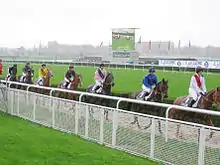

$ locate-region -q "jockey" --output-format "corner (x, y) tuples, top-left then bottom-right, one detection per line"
(92, 63), (107, 93)
(36, 63), (48, 85)
(63, 64), (76, 89)
(7, 64), (17, 79)
(187, 66), (207, 107)
(138, 67), (158, 100)
(20, 62), (34, 82)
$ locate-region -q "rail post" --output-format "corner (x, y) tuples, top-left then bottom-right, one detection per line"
(49, 89), (55, 128)
(198, 127), (206, 165)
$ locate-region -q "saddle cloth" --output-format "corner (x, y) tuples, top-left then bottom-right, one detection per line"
(181, 96), (201, 108)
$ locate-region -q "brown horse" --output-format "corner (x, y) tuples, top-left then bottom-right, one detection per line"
(127, 79), (169, 133)
(56, 73), (82, 100)
(169, 88), (220, 140)
(34, 68), (53, 94)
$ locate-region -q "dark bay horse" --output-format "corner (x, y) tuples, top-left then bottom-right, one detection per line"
(169, 87), (220, 140)
(5, 74), (17, 82)
(5, 74), (17, 89)
(82, 72), (115, 120)
(127, 79), (169, 133)
(56, 73), (82, 100)
(17, 69), (33, 89)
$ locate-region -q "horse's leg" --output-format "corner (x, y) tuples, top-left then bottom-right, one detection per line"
(104, 110), (108, 120)
(206, 115), (214, 141)
(158, 120), (163, 134)
(136, 116), (142, 129)
(130, 103), (137, 125)
(176, 123), (181, 138)
(144, 119), (152, 130)
(158, 108), (164, 134)
(131, 115), (137, 125)
(176, 113), (183, 138)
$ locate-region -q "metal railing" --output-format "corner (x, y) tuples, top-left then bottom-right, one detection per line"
(0, 80), (220, 165)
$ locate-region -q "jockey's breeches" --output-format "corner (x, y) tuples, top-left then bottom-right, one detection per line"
(189, 87), (199, 101)
(142, 84), (152, 93)
(64, 77), (71, 83)
(95, 80), (103, 87)
(37, 77), (43, 83)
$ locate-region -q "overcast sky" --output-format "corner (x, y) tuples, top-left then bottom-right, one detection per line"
(0, 0), (220, 48)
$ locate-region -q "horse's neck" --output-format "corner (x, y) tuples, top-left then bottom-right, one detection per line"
(70, 81), (78, 90)
(150, 88), (161, 102)
(198, 90), (215, 109)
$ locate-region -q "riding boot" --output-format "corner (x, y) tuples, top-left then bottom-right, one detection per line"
(96, 86), (102, 93)
(65, 82), (69, 89)
(137, 91), (146, 100)
(92, 85), (98, 93)
(188, 99), (196, 107)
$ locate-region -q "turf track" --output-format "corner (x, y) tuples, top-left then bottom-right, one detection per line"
(2, 63), (220, 100)
(0, 112), (160, 165)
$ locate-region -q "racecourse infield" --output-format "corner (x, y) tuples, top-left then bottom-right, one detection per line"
(2, 63), (220, 100)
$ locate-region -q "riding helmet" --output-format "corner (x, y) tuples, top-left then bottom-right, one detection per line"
(42, 63), (46, 67)
(26, 62), (30, 65)
(69, 65), (74, 69)
(13, 64), (17, 67)
(100, 63), (105, 68)
(149, 67), (156, 73)
(196, 66), (203, 73)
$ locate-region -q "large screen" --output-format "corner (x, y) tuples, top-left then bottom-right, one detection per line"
(112, 28), (135, 51)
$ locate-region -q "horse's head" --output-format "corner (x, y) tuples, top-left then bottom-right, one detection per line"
(213, 87), (220, 110)
(25, 69), (33, 84)
(104, 72), (115, 87)
(46, 68), (53, 79)
(152, 78), (169, 101)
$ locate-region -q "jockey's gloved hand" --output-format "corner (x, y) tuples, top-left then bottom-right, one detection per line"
(112, 82), (115, 87)
(200, 92), (205, 95)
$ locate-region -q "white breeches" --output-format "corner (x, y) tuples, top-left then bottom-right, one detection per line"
(189, 88), (199, 101)
(64, 77), (70, 83)
(142, 84), (152, 93)
(37, 77), (44, 85)
(95, 80), (103, 87)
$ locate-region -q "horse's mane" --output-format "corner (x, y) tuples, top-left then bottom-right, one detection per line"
(205, 88), (218, 97)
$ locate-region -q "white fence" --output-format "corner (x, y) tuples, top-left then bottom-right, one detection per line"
(0, 80), (220, 165)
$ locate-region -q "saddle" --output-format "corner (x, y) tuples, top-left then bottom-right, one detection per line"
(137, 90), (151, 101)
(60, 81), (71, 89)
(181, 96), (200, 108)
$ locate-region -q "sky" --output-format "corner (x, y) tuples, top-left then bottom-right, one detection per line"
(0, 0), (220, 48)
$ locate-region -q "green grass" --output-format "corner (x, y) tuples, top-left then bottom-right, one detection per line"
(0, 112), (160, 165)
(2, 63), (220, 99)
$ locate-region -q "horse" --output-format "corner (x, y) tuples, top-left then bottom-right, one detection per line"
(169, 87), (220, 140)
(5, 74), (17, 88)
(17, 69), (33, 90)
(5, 74), (17, 82)
(56, 73), (82, 101)
(82, 72), (115, 120)
(34, 68), (53, 94)
(126, 79), (168, 133)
